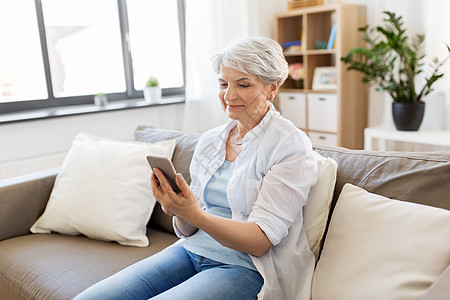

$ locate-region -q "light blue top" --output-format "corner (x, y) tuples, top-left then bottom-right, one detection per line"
(183, 160), (256, 271)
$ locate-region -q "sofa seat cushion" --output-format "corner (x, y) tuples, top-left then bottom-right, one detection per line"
(0, 230), (178, 300)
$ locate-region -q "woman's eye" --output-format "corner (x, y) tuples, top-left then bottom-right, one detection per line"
(239, 84), (250, 88)
(219, 83), (228, 88)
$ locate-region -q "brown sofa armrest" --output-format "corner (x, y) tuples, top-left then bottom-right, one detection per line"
(0, 168), (59, 242)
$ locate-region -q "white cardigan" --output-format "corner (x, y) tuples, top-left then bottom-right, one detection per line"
(175, 104), (318, 299)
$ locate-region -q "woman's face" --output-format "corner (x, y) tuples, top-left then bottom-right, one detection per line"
(218, 64), (277, 127)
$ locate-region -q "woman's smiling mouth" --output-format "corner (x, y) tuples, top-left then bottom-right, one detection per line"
(227, 104), (245, 110)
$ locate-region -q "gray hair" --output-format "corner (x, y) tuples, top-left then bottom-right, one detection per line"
(212, 37), (289, 85)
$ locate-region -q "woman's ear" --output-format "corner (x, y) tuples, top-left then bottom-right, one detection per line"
(268, 82), (280, 101)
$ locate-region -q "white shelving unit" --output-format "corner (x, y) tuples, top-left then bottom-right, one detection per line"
(275, 3), (367, 149)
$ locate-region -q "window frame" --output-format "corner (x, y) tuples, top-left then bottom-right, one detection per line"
(0, 0), (186, 115)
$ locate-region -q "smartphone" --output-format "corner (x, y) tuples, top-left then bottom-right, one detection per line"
(146, 154), (181, 193)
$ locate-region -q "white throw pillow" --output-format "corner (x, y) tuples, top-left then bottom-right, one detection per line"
(31, 132), (176, 247)
(303, 151), (337, 260)
(312, 183), (450, 300)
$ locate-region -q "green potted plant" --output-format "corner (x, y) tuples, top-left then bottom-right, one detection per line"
(341, 11), (450, 131)
(143, 75), (161, 104)
(94, 92), (108, 107)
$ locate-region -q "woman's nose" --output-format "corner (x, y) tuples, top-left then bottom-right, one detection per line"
(224, 86), (235, 101)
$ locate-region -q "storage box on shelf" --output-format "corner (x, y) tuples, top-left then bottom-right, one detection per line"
(275, 3), (367, 149)
(278, 92), (306, 129)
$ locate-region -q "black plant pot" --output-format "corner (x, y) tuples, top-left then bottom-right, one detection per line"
(392, 102), (425, 131)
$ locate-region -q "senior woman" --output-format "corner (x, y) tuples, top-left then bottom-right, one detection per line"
(75, 37), (318, 300)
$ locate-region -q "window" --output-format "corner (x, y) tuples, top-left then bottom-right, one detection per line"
(42, 0), (126, 97)
(0, 0), (185, 115)
(127, 0), (184, 90)
(0, 0), (48, 102)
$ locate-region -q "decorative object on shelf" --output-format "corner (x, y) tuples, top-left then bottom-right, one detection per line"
(143, 75), (161, 104)
(312, 66), (337, 90)
(288, 0), (323, 10)
(342, 11), (450, 131)
(288, 63), (305, 89)
(314, 40), (327, 50)
(94, 92), (108, 107)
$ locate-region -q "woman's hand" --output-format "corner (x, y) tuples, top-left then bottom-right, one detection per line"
(151, 168), (272, 257)
(150, 168), (203, 223)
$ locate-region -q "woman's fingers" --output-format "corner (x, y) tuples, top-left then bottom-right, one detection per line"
(151, 169), (200, 220)
(175, 173), (190, 195)
(150, 171), (163, 197)
(151, 168), (179, 216)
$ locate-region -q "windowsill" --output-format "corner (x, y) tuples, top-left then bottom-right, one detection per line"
(0, 95), (185, 124)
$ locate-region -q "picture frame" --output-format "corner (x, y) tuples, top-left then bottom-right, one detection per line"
(312, 67), (337, 90)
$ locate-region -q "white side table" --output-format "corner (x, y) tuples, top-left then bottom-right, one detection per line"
(364, 126), (450, 151)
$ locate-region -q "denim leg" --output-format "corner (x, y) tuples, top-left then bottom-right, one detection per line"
(152, 256), (264, 300)
(74, 244), (196, 300)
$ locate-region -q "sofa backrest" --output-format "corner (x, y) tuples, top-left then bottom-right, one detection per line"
(313, 145), (450, 212)
(134, 126), (202, 184)
(135, 127), (450, 236)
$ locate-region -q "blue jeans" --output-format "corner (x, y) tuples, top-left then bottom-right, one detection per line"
(74, 243), (263, 300)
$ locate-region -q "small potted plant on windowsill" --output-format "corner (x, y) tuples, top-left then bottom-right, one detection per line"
(341, 11), (450, 131)
(143, 75), (161, 104)
(94, 92), (108, 107)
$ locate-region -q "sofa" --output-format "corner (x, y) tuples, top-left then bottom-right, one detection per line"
(0, 126), (449, 300)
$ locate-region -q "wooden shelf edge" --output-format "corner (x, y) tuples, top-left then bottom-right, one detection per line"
(306, 49), (336, 55)
(279, 89), (337, 94)
(308, 129), (338, 135)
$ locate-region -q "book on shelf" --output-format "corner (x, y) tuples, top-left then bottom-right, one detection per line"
(282, 40), (301, 48)
(283, 40), (303, 54)
(327, 24), (337, 50)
